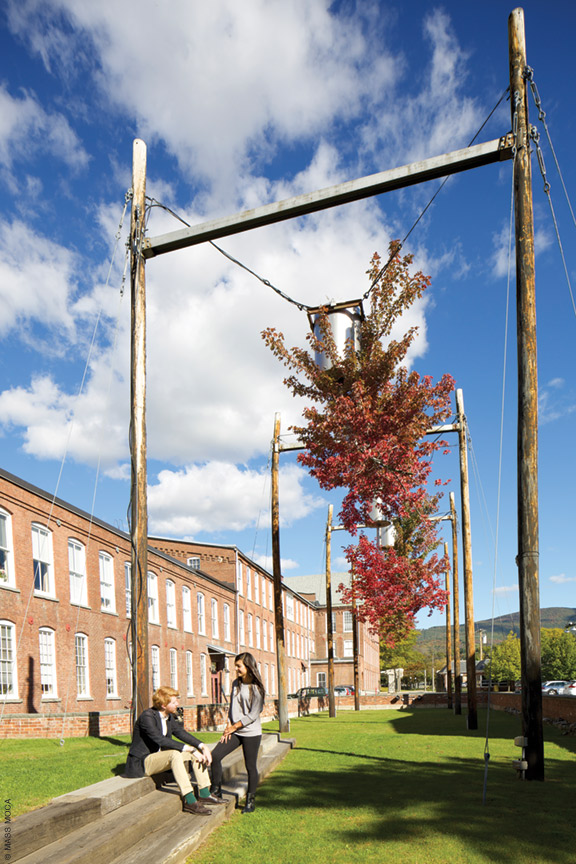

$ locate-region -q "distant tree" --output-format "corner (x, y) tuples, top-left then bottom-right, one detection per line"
(380, 630), (427, 673)
(488, 631), (521, 683)
(540, 628), (576, 680)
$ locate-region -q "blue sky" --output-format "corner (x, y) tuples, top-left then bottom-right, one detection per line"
(1, 1), (575, 632)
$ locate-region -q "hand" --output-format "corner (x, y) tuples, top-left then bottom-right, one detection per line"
(219, 723), (236, 743)
(200, 744), (212, 766)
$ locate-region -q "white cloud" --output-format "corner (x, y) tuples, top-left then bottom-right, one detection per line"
(549, 574), (576, 585)
(253, 554), (299, 573)
(0, 83), (88, 174)
(494, 584), (518, 595)
(539, 378), (576, 425)
(147, 461), (325, 535)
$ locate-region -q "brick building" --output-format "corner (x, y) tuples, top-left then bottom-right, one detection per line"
(0, 467), (379, 734)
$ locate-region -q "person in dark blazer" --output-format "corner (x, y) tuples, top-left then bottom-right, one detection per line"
(125, 685), (225, 815)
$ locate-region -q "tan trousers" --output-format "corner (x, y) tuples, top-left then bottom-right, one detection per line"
(143, 749), (210, 798)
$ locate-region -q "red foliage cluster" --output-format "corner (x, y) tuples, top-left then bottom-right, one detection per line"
(262, 243), (454, 644)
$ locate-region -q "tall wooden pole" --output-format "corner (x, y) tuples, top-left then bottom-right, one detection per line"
(351, 583), (360, 711)
(450, 492), (462, 715)
(271, 413), (289, 733)
(444, 541), (453, 710)
(325, 506), (336, 717)
(130, 139), (149, 723)
(509, 7), (544, 781)
(455, 389), (477, 730)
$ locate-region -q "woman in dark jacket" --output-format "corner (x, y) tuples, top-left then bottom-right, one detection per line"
(210, 652), (265, 814)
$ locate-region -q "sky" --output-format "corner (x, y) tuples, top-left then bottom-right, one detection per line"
(1, 0), (575, 634)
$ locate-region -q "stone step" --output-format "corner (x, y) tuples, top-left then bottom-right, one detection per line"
(12, 734), (295, 864)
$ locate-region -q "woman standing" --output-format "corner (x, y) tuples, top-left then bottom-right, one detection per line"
(210, 652), (265, 814)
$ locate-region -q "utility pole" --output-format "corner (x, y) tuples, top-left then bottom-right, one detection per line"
(450, 492), (462, 716)
(351, 570), (360, 711)
(455, 389), (477, 730)
(271, 413), (289, 733)
(325, 506), (336, 717)
(509, 6), (544, 781)
(444, 541), (453, 710)
(129, 139), (149, 723)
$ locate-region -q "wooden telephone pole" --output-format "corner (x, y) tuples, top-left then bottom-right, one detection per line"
(444, 541), (453, 710)
(450, 492), (462, 716)
(325, 506), (336, 717)
(455, 389), (477, 730)
(129, 139), (149, 723)
(509, 6), (544, 781)
(271, 413), (290, 733)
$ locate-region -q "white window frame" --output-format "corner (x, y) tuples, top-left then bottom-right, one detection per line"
(75, 633), (90, 697)
(151, 645), (160, 691)
(237, 563), (243, 595)
(256, 616), (261, 649)
(268, 580), (273, 611)
(317, 671), (327, 688)
(200, 653), (208, 696)
(246, 567), (252, 600)
(169, 648), (178, 689)
(253, 571), (259, 605)
(0, 510), (16, 588)
(248, 613), (254, 648)
(211, 598), (219, 638)
(187, 556), (200, 570)
(197, 592), (206, 635)
(166, 579), (177, 628)
(99, 552), (116, 613)
(39, 627), (57, 697)
(239, 608), (245, 645)
(186, 650), (194, 696)
(286, 594), (294, 622)
(69, 539), (88, 606)
(182, 586), (192, 632)
(0, 620), (18, 698)
(343, 639), (353, 658)
(148, 572), (159, 625)
(269, 620), (274, 653)
(125, 562), (132, 617)
(344, 610), (354, 632)
(104, 638), (118, 697)
(223, 603), (231, 642)
(32, 524), (54, 597)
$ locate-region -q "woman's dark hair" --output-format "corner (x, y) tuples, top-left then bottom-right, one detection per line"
(235, 652), (265, 697)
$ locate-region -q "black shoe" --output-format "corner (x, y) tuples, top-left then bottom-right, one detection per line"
(182, 800), (212, 815)
(210, 784), (223, 798)
(200, 793), (226, 805)
(242, 794), (256, 814)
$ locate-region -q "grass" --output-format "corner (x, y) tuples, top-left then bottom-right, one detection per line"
(2, 709), (575, 863)
(190, 709), (576, 864)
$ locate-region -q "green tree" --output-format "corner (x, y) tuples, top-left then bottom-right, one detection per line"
(380, 630), (427, 674)
(540, 628), (576, 679)
(488, 631), (521, 683)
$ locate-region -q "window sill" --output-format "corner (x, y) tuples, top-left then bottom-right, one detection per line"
(34, 593), (59, 602)
(106, 696), (121, 701)
(0, 584), (19, 593)
(101, 609), (118, 616)
(77, 696), (94, 701)
(41, 697), (61, 703)
(70, 602), (91, 610)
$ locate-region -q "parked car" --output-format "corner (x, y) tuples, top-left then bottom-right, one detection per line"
(334, 685), (355, 695)
(542, 680), (570, 695)
(559, 680), (576, 696)
(288, 686), (328, 700)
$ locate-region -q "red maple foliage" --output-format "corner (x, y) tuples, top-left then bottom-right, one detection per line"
(262, 243), (454, 644)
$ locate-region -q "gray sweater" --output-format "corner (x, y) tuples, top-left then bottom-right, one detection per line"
(229, 680), (264, 737)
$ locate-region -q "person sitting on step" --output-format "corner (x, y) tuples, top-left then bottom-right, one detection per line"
(125, 685), (226, 815)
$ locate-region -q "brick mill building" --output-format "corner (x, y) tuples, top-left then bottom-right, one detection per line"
(0, 467), (380, 736)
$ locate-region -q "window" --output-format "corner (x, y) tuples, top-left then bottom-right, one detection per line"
(269, 621), (274, 653)
(344, 611), (354, 632)
(169, 648), (178, 689)
(317, 672), (327, 688)
(237, 564), (243, 595)
(238, 609), (245, 645)
(197, 592), (205, 634)
(99, 552), (115, 613)
(32, 524), (54, 596)
(253, 571), (259, 605)
(256, 616), (261, 649)
(148, 573), (159, 624)
(39, 628), (57, 697)
(343, 640), (353, 658)
(0, 621), (17, 697)
(211, 598), (218, 638)
(186, 651), (194, 696)
(268, 581), (273, 611)
(264, 663), (269, 693)
(151, 645), (160, 691)
(331, 612), (336, 632)
(0, 511), (15, 588)
(246, 568), (252, 600)
(187, 556), (200, 570)
(247, 614), (253, 648)
(69, 540), (87, 606)
(200, 653), (207, 696)
(223, 603), (231, 642)
(270, 663), (276, 695)
(105, 638), (118, 696)
(75, 634), (90, 697)
(166, 580), (176, 628)
(125, 563), (132, 617)
(286, 595), (294, 622)
(182, 587), (192, 632)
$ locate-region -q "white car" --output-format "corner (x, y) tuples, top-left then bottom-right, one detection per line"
(559, 680), (576, 696)
(542, 680), (569, 695)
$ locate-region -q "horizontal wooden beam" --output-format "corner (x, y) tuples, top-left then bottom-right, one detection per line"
(144, 135), (513, 258)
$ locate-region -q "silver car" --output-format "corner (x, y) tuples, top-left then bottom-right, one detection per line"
(542, 680), (570, 695)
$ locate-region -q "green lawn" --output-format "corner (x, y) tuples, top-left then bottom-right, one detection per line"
(2, 709), (575, 864)
(191, 709), (576, 864)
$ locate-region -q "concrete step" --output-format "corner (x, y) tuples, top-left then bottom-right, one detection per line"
(12, 733), (295, 864)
